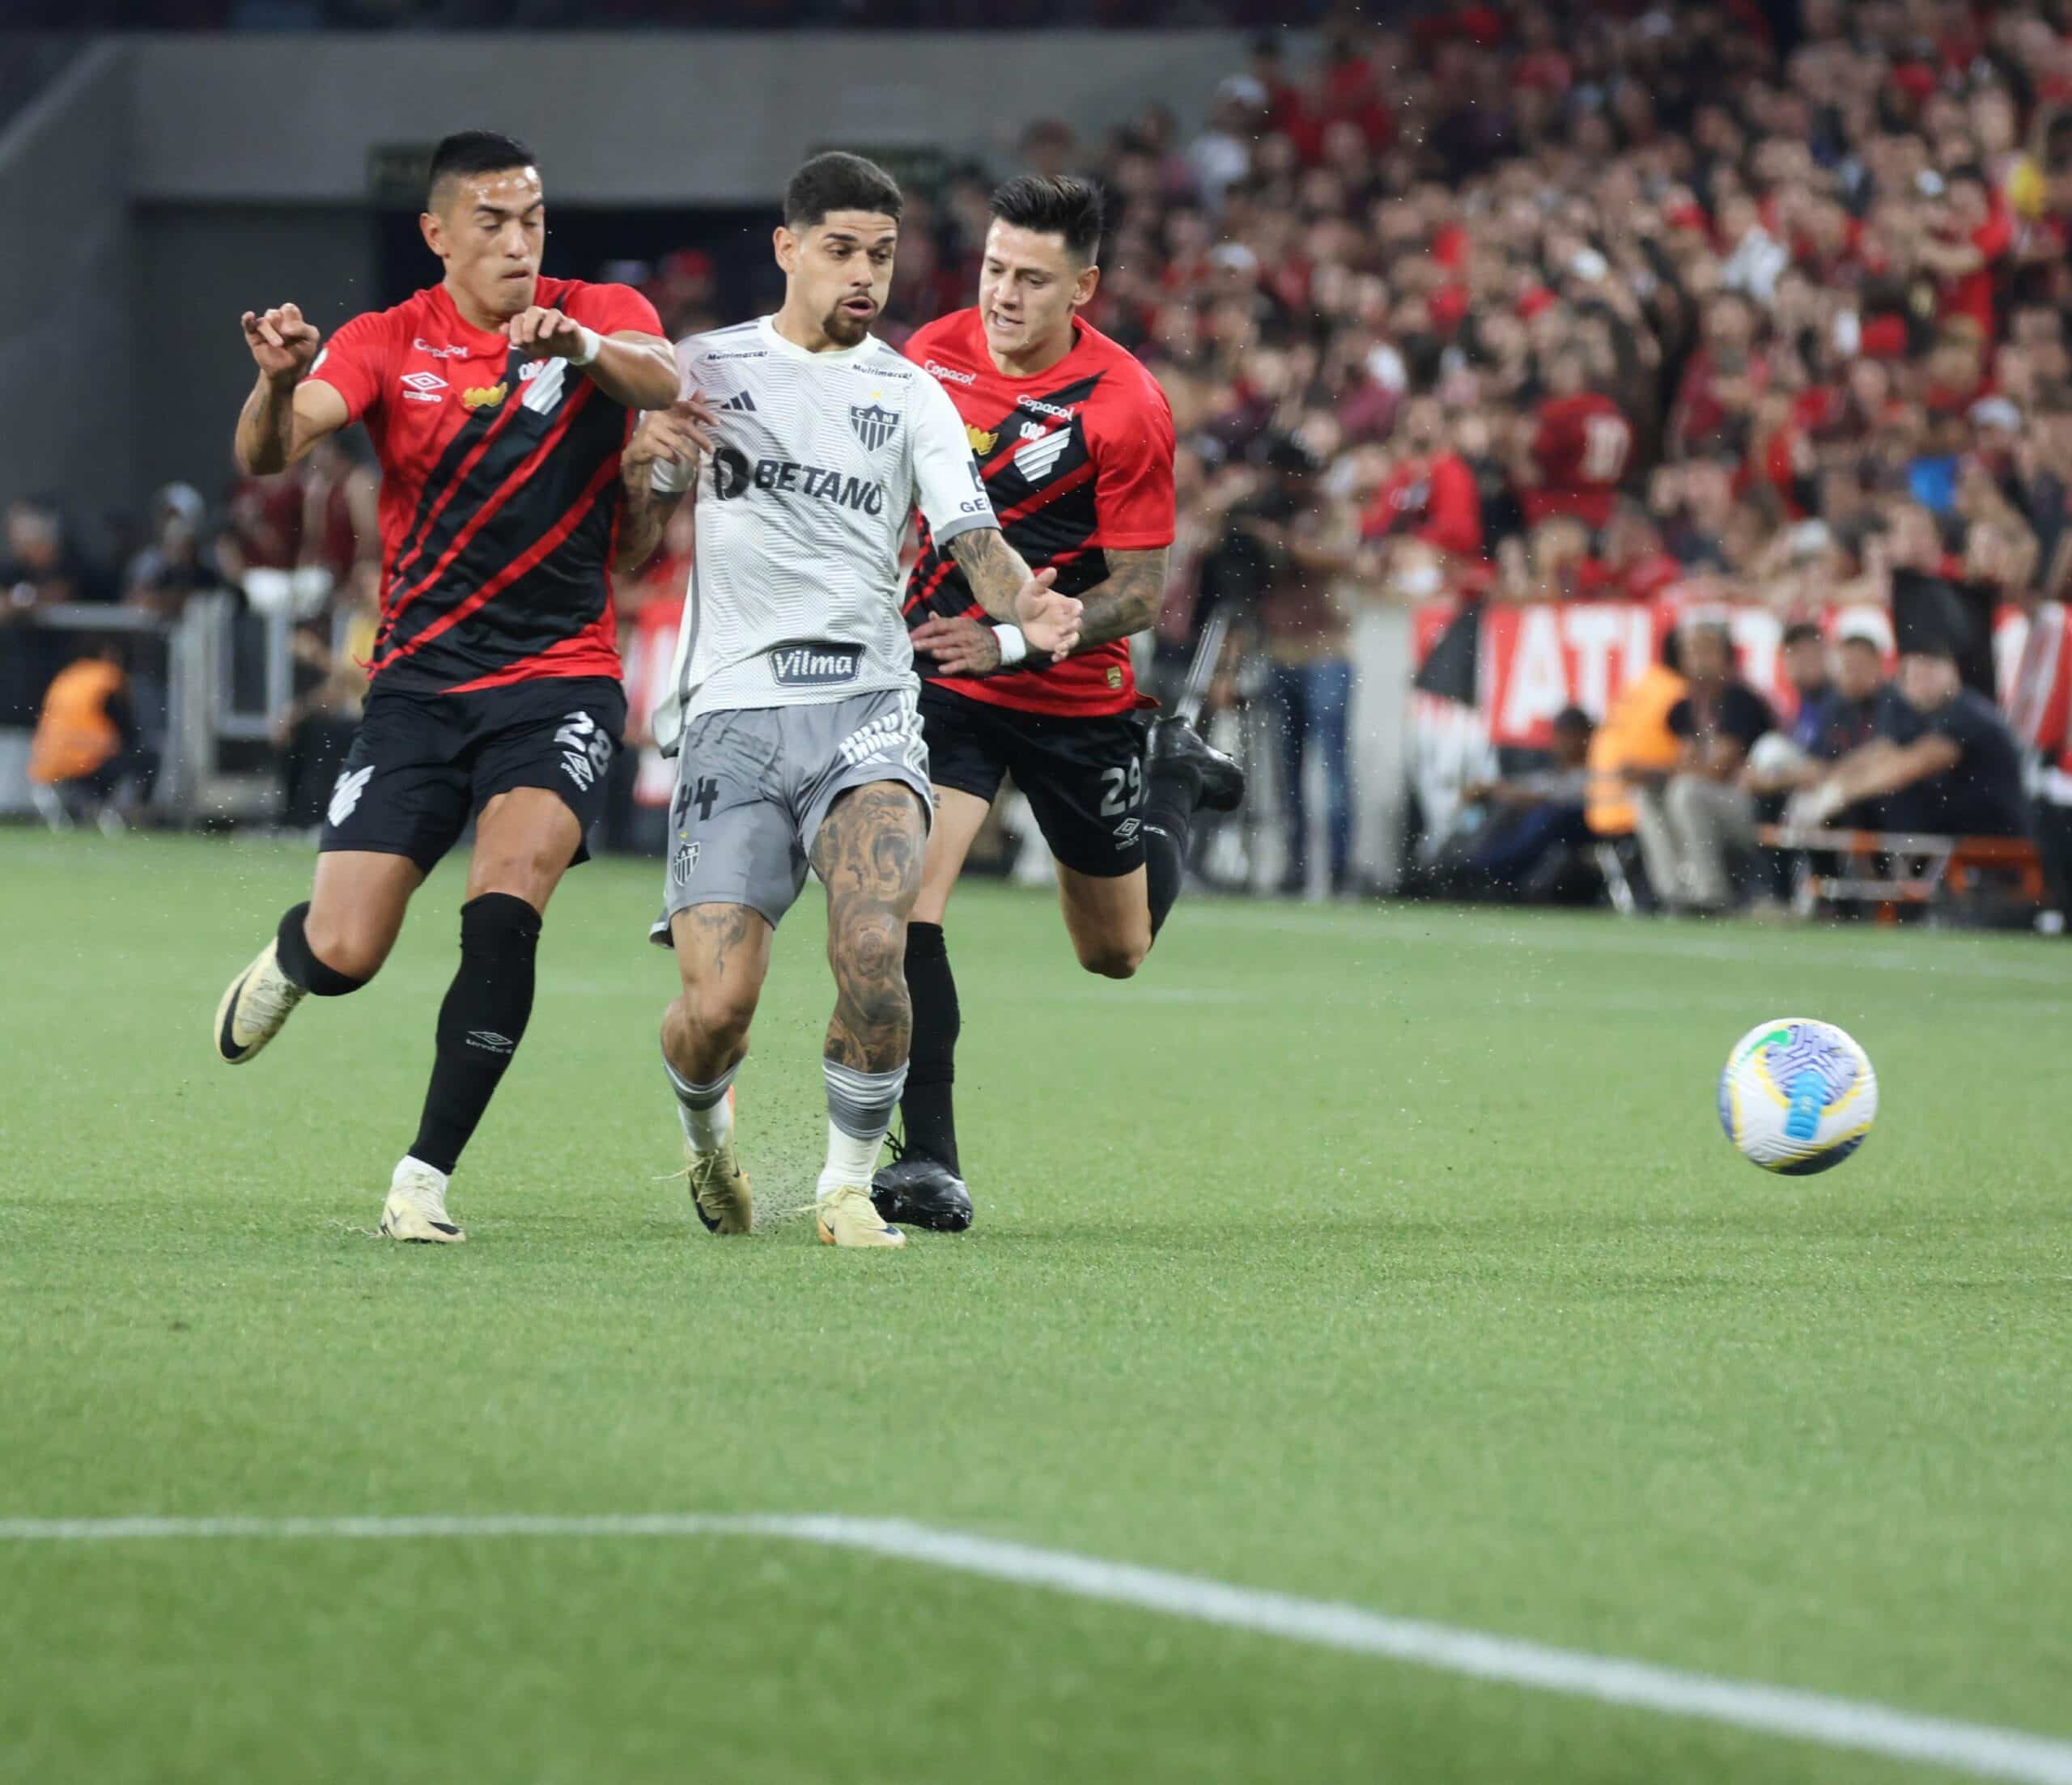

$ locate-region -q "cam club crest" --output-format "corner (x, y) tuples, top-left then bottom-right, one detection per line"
(849, 403), (899, 451)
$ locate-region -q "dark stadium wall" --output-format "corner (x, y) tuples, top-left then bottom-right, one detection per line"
(0, 45), (132, 527)
(123, 32), (1253, 203)
(133, 206), (377, 505)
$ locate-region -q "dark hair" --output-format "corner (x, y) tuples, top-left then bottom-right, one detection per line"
(785, 151), (903, 230)
(1552, 706), (1594, 734)
(990, 173), (1105, 265)
(427, 131), (537, 206)
(1782, 620), (1825, 647)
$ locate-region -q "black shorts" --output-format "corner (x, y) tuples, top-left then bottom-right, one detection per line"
(919, 681), (1149, 878)
(320, 676), (626, 873)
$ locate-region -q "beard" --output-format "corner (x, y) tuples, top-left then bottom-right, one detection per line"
(822, 302), (870, 347)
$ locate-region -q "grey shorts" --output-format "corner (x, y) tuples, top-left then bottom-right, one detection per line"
(652, 687), (932, 943)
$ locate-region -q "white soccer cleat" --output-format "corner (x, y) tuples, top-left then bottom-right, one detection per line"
(214, 939), (308, 1065)
(379, 1159), (465, 1244)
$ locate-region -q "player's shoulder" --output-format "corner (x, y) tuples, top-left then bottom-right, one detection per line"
(538, 275), (662, 333)
(330, 289), (433, 346)
(1076, 323), (1172, 426)
(904, 307), (980, 373)
(678, 318), (771, 366)
(860, 336), (921, 386)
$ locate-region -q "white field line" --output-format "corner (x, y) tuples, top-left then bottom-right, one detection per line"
(2, 1513), (2068, 1783)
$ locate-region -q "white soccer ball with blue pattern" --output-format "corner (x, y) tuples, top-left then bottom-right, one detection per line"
(1717, 1018), (1878, 1175)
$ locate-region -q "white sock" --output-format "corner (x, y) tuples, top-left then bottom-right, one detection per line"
(394, 1155), (450, 1193)
(680, 1092), (734, 1153)
(817, 1119), (885, 1200)
(664, 1058), (737, 1153)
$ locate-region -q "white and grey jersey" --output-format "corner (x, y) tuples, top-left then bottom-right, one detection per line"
(649, 315), (996, 752)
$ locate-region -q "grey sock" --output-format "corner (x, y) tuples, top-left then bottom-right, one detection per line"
(664, 1054), (738, 1112)
(824, 1058), (908, 1140)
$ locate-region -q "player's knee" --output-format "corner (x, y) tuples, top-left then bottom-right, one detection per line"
(302, 909), (393, 983)
(1076, 935), (1147, 980)
(830, 908), (909, 1020)
(686, 982), (758, 1051)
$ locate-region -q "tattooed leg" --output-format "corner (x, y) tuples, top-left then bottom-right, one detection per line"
(809, 783), (927, 1203)
(810, 782), (928, 1073)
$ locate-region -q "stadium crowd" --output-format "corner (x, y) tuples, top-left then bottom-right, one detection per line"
(10, 0), (2072, 920)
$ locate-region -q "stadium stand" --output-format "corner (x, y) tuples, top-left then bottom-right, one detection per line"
(9, 0), (2072, 926)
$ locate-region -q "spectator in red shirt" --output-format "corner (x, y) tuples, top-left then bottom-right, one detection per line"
(1926, 167), (2013, 341)
(1670, 293), (1767, 460)
(1361, 396), (1484, 562)
(1599, 502), (1684, 602)
(1520, 350), (1634, 530)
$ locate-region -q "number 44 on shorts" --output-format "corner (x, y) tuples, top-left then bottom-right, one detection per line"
(554, 711), (613, 793)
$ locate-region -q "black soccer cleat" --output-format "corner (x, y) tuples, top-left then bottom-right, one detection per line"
(1149, 715), (1246, 814)
(871, 1156), (974, 1233)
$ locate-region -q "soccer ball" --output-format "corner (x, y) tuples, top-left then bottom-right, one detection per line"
(1717, 1018), (1878, 1175)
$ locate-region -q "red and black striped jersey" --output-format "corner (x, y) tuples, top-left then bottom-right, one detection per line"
(307, 278), (661, 696)
(903, 309), (1175, 718)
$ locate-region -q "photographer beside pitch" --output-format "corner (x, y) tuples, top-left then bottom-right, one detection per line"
(212, 131), (696, 1243)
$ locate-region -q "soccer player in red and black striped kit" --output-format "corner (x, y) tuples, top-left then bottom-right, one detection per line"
(211, 132), (704, 1242)
(871, 176), (1243, 1234)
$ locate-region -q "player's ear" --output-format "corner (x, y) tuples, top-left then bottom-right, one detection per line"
(773, 225), (798, 274)
(1072, 261), (1101, 312)
(419, 210), (446, 262)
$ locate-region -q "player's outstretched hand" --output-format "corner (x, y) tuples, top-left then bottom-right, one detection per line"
(1013, 566), (1082, 659)
(621, 398), (718, 491)
(507, 307), (596, 360)
(240, 304), (321, 386)
(910, 613), (1005, 676)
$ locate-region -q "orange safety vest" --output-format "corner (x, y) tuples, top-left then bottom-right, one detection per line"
(28, 658), (125, 787)
(1586, 663), (1688, 837)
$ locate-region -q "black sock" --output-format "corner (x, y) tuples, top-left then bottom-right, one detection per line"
(274, 901), (368, 998)
(900, 921), (961, 1176)
(409, 893), (541, 1177)
(1143, 765), (1200, 938)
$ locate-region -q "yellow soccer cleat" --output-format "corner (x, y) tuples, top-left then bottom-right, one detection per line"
(213, 939), (308, 1064)
(686, 1143), (753, 1236)
(815, 1185), (906, 1249)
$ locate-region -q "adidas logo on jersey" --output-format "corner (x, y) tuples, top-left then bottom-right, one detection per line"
(717, 389), (758, 413)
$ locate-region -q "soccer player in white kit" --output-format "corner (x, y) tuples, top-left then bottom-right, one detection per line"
(617, 153), (1081, 1248)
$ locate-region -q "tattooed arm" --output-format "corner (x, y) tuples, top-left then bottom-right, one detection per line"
(943, 527), (1083, 658)
(616, 484), (682, 576)
(1069, 546), (1167, 651)
(912, 546), (1165, 674)
(614, 397), (715, 575)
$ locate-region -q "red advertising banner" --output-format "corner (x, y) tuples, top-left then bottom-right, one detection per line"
(1413, 596), (2072, 755)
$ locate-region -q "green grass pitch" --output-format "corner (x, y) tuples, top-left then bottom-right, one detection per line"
(2, 833), (2068, 1783)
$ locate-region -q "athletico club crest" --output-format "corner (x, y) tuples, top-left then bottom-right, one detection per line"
(965, 423), (998, 456)
(849, 403), (898, 451)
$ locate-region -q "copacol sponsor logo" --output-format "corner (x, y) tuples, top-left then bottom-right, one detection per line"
(710, 447), (883, 514)
(769, 645), (861, 689)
